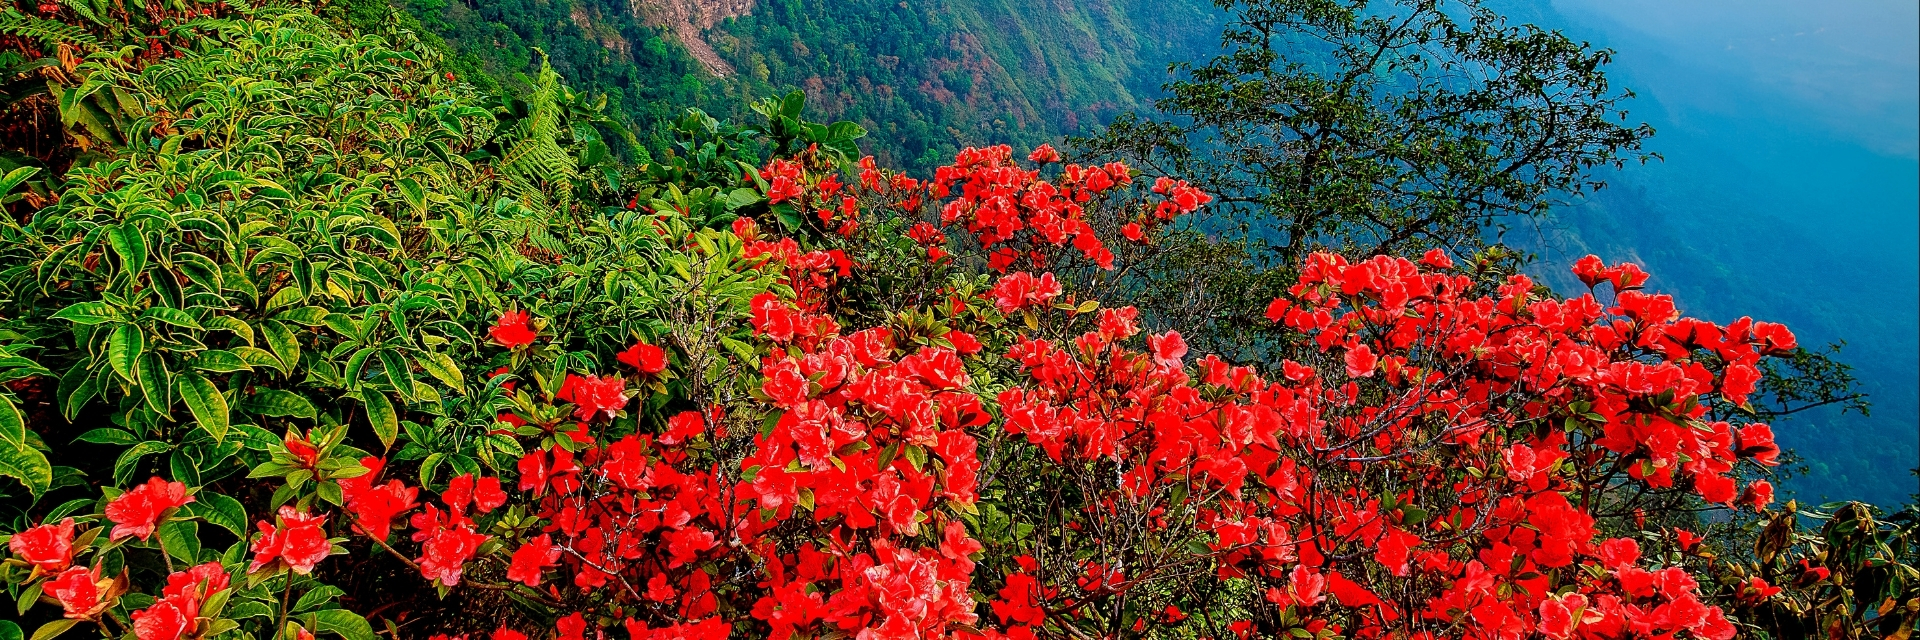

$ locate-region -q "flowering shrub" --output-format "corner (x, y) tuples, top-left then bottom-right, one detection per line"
(0, 9), (1902, 640)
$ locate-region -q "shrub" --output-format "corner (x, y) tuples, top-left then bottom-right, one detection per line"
(0, 7), (1910, 640)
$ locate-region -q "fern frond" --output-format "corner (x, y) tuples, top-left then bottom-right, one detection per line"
(0, 10), (98, 48)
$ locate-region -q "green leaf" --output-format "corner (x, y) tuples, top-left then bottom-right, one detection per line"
(73, 428), (137, 445)
(278, 306), (330, 326)
(238, 389), (316, 419)
(294, 585), (345, 613)
(0, 397), (50, 497)
(135, 352), (172, 414)
(362, 391), (398, 451)
(50, 301), (119, 325)
(108, 323), (144, 383)
(141, 306), (202, 330)
(189, 349), (252, 373)
(309, 609), (377, 640)
(260, 319), (301, 371)
(0, 620), (21, 640)
(28, 620), (74, 640)
(378, 350), (413, 402)
(176, 373), (230, 442)
(416, 351), (464, 394)
(108, 224), (148, 277)
(113, 440), (172, 486)
(181, 490), (246, 536)
(204, 315), (254, 345)
(232, 346), (283, 372)
(157, 519), (200, 564)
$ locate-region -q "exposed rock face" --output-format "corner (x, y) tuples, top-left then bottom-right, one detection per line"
(632, 0), (755, 77)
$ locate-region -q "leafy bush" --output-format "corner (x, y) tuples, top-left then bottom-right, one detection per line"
(0, 6), (1912, 640)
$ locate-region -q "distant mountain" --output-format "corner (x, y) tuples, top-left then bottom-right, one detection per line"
(1507, 0), (1918, 506)
(401, 0), (1223, 170)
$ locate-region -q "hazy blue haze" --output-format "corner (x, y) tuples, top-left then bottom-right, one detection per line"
(1510, 1), (1917, 505)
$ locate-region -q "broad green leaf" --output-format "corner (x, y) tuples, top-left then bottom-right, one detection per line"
(293, 585), (345, 613)
(28, 620), (74, 640)
(113, 441), (172, 486)
(50, 301), (119, 325)
(204, 315), (254, 345)
(378, 350), (413, 401)
(189, 350), (252, 373)
(156, 519), (200, 565)
(278, 306), (330, 326)
(141, 307), (202, 330)
(362, 391), (397, 451)
(417, 351), (464, 394)
(232, 346), (283, 372)
(135, 353), (171, 414)
(108, 323), (144, 383)
(260, 319), (301, 371)
(176, 373), (230, 442)
(73, 428), (138, 445)
(238, 389), (316, 419)
(0, 397), (50, 497)
(309, 609), (376, 640)
(108, 224), (148, 277)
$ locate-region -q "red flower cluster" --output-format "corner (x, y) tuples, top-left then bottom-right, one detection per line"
(930, 144), (1134, 271)
(249, 507), (331, 575)
(489, 310), (539, 348)
(132, 562), (230, 640)
(106, 477), (193, 542)
(8, 517), (75, 573)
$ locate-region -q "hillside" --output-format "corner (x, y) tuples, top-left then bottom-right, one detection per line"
(395, 0), (1222, 171)
(404, 0), (1919, 505)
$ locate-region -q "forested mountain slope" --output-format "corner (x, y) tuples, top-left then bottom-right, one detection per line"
(405, 0), (1917, 506)
(396, 0), (1221, 171)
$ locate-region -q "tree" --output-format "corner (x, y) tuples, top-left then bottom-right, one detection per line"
(1080, 0), (1652, 264)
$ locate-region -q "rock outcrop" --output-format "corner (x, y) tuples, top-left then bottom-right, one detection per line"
(631, 0), (755, 77)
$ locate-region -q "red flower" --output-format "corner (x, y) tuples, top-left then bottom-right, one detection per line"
(1722, 363), (1760, 406)
(661, 411), (706, 446)
(1572, 255), (1607, 288)
(1027, 144), (1061, 163)
(618, 340), (669, 374)
(1419, 248), (1454, 269)
(557, 373), (629, 422)
(1147, 331), (1187, 368)
(751, 293), (798, 342)
(8, 517), (75, 572)
(489, 310), (538, 348)
(417, 524), (487, 587)
(341, 481), (416, 542)
(990, 272), (1063, 313)
(249, 507), (331, 575)
(107, 477), (194, 542)
(1694, 473), (1737, 505)
(1673, 528), (1704, 552)
(1738, 479), (1775, 512)
(507, 534), (560, 587)
(46, 565), (110, 619)
(492, 628), (527, 640)
(162, 562), (229, 601)
(1343, 343), (1378, 378)
(761, 358), (810, 408)
(1121, 222), (1145, 242)
(283, 432), (320, 469)
(1736, 424), (1780, 466)
(557, 613), (588, 640)
(1537, 593), (1587, 638)
(132, 595), (194, 640)
(1596, 537), (1639, 569)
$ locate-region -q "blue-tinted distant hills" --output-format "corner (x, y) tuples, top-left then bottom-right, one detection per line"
(1508, 0), (1918, 506)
